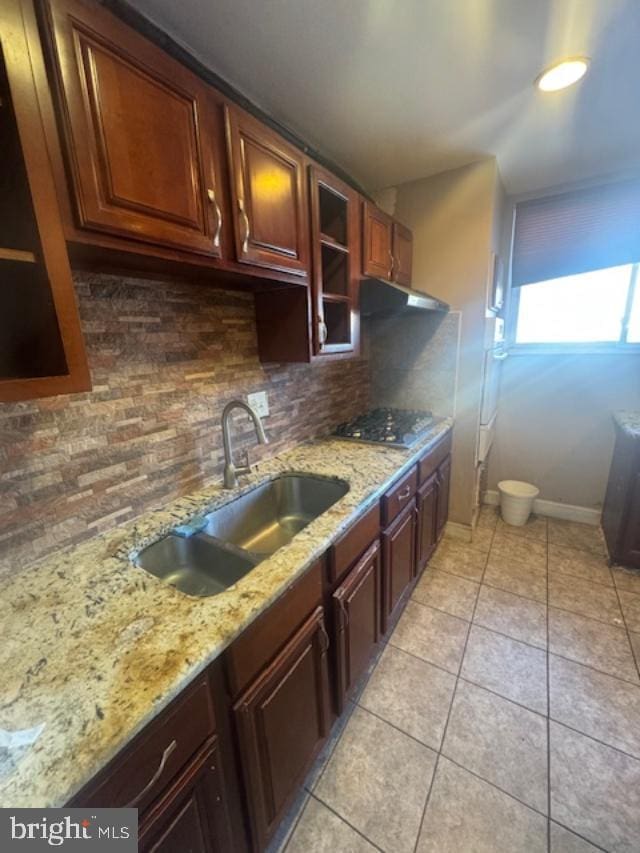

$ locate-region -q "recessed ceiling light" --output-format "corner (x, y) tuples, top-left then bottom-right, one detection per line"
(535, 57), (590, 92)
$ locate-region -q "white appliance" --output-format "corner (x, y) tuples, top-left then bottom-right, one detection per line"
(477, 318), (507, 464)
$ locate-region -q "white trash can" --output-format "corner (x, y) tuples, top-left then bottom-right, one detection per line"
(498, 480), (539, 527)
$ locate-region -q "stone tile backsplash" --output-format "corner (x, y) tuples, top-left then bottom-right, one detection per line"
(368, 310), (460, 416)
(0, 273), (370, 574)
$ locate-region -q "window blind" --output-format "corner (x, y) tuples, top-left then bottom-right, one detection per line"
(512, 179), (640, 287)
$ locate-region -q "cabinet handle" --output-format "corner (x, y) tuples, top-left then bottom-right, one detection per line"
(319, 623), (330, 653)
(238, 198), (250, 254)
(318, 319), (328, 345)
(335, 591), (349, 627)
(125, 740), (177, 808)
(207, 188), (223, 249)
(397, 485), (411, 502)
(388, 249), (394, 280)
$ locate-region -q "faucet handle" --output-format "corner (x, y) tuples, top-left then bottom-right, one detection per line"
(237, 448), (249, 469)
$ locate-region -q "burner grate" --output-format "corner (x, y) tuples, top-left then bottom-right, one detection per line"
(333, 407), (435, 448)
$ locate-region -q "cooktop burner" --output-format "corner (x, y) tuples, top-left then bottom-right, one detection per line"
(333, 408), (436, 448)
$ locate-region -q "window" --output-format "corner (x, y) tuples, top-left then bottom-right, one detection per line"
(510, 179), (640, 351)
(514, 263), (640, 346)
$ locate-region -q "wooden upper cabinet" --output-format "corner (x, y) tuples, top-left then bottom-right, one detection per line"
(392, 221), (413, 286)
(42, 0), (222, 256)
(362, 201), (393, 280)
(224, 105), (309, 278)
(0, 0), (90, 402)
(309, 165), (360, 355)
(362, 201), (414, 286)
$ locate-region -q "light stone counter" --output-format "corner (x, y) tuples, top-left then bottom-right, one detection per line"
(0, 419), (452, 808)
(613, 411), (640, 438)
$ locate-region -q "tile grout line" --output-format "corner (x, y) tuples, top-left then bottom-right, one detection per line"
(609, 565), (640, 682)
(397, 593), (640, 688)
(354, 627), (631, 842)
(306, 791), (385, 853)
(284, 518), (627, 851)
(410, 521), (495, 853)
(435, 552), (629, 631)
(383, 636), (640, 763)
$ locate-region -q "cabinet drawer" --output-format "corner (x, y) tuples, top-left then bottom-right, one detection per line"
(76, 675), (215, 811)
(381, 466), (418, 527)
(418, 431), (452, 485)
(329, 502), (381, 585)
(225, 558), (323, 698)
(139, 738), (232, 853)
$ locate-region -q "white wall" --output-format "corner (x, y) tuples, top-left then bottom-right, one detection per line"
(392, 158), (503, 526)
(489, 353), (640, 508)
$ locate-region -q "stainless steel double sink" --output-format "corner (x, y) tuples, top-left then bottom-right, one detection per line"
(136, 474), (349, 597)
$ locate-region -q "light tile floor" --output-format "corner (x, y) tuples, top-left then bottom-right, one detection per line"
(269, 512), (640, 853)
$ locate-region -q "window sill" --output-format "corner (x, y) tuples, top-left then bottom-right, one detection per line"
(508, 344), (640, 356)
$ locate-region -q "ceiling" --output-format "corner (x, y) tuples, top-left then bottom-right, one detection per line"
(134, 0), (640, 195)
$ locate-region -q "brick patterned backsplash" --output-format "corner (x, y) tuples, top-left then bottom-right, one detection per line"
(0, 273), (370, 574)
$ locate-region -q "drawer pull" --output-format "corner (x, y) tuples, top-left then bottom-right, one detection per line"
(238, 198), (250, 254)
(125, 739), (177, 808)
(397, 486), (411, 501)
(319, 623), (330, 654)
(207, 188), (223, 248)
(336, 591), (349, 627)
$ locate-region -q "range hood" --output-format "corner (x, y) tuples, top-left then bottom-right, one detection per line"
(360, 277), (449, 316)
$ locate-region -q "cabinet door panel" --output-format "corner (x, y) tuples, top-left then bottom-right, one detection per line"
(225, 105), (309, 277)
(45, 0), (220, 255)
(436, 456), (451, 540)
(382, 502), (416, 632)
(621, 473), (640, 568)
(234, 606), (330, 849)
(392, 222), (413, 286)
(333, 539), (381, 711)
(416, 473), (438, 574)
(362, 201), (392, 280)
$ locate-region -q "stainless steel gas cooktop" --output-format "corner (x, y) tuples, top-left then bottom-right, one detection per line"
(333, 408), (437, 449)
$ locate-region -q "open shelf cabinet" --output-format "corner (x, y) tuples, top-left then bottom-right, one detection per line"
(309, 165), (360, 356)
(0, 0), (89, 402)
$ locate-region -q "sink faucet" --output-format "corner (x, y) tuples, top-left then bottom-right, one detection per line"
(222, 399), (268, 488)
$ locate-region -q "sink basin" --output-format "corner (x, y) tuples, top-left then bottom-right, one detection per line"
(136, 533), (257, 597)
(202, 473), (349, 557)
(135, 473), (349, 596)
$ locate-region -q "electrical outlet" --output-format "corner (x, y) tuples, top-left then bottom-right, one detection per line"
(247, 391), (269, 418)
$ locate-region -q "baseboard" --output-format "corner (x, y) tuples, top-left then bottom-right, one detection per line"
(482, 490), (601, 526)
(444, 520), (473, 543)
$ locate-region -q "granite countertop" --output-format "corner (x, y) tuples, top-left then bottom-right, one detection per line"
(613, 411), (640, 437)
(0, 419), (452, 808)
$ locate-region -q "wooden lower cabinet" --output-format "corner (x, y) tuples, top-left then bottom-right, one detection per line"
(139, 741), (232, 853)
(382, 501), (417, 632)
(233, 606), (331, 850)
(332, 539), (381, 711)
(416, 472), (438, 574)
(603, 425), (640, 569)
(69, 437), (452, 853)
